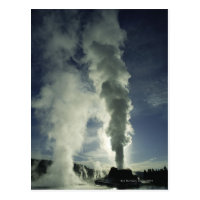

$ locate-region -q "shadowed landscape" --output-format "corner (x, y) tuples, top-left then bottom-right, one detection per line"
(31, 159), (168, 189)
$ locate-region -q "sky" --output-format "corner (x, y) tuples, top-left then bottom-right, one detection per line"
(31, 9), (168, 172)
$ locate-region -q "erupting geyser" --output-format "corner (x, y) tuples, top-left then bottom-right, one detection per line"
(32, 10), (133, 188)
(83, 10), (133, 169)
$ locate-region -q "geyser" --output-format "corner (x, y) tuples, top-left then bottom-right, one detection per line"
(95, 167), (140, 189)
(82, 10), (133, 169)
(32, 11), (97, 187)
(32, 10), (134, 189)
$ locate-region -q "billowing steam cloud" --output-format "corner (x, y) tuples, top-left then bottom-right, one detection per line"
(32, 11), (98, 187)
(32, 10), (133, 188)
(82, 10), (133, 169)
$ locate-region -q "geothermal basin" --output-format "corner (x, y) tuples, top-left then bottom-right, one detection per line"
(95, 167), (141, 189)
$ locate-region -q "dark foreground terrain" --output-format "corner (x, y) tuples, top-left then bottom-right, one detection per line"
(31, 159), (168, 189)
(31, 159), (106, 182)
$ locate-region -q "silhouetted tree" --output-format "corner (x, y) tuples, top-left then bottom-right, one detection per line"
(142, 167), (168, 187)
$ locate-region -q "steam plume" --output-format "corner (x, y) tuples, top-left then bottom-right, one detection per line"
(32, 11), (97, 187)
(82, 10), (133, 169)
(32, 10), (134, 189)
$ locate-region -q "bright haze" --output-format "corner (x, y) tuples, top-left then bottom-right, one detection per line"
(31, 9), (168, 187)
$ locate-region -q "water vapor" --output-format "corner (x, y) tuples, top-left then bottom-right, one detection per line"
(32, 10), (134, 189)
(32, 11), (97, 187)
(82, 10), (133, 169)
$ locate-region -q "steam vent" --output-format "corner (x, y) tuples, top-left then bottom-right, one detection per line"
(95, 167), (140, 189)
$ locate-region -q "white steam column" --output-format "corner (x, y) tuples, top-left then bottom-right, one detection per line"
(83, 10), (133, 169)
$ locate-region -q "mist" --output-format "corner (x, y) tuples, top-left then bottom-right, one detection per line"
(32, 11), (99, 187)
(32, 10), (133, 188)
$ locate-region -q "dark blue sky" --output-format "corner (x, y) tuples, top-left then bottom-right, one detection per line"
(31, 9), (168, 170)
(118, 10), (168, 163)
